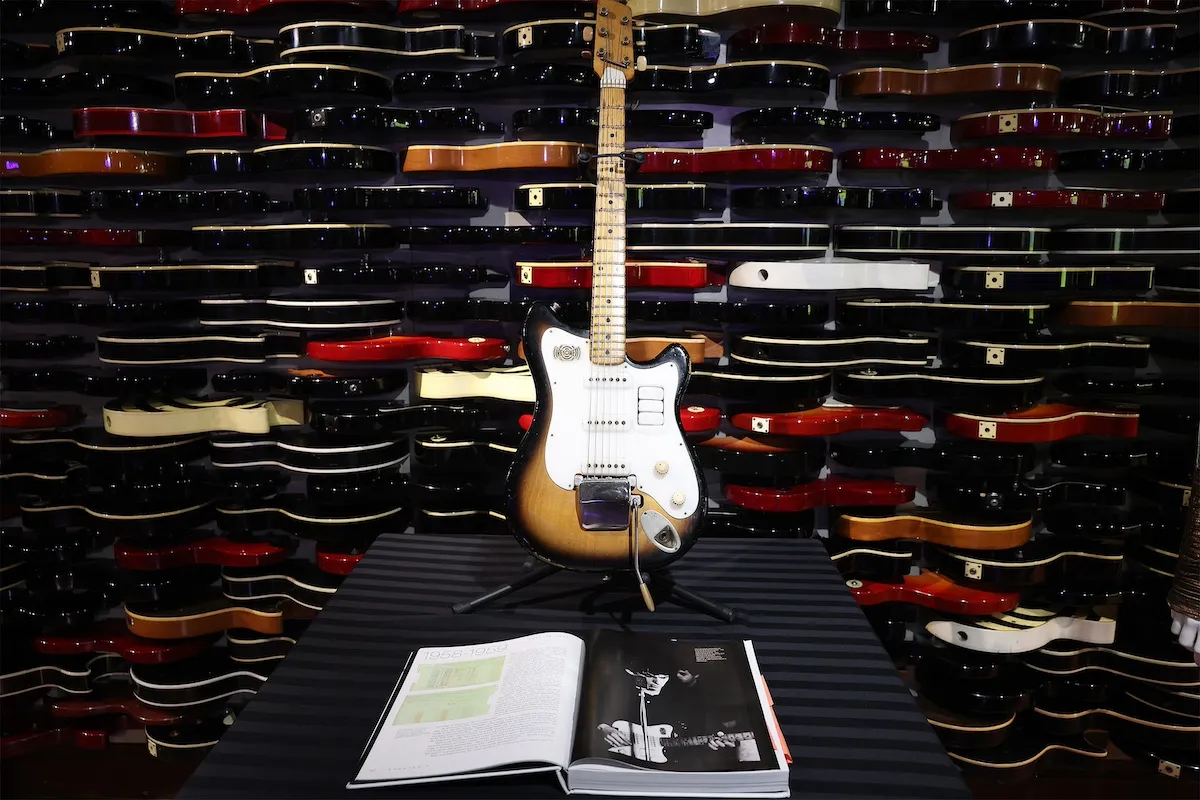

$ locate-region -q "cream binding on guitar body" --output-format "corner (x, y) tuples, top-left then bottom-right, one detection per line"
(506, 0), (705, 581)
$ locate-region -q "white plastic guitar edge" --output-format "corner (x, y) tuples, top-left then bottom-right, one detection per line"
(728, 258), (935, 291)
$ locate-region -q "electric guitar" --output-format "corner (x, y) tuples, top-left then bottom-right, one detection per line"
(506, 0), (704, 575)
(608, 719), (756, 763)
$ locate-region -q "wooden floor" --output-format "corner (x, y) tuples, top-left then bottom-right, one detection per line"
(2, 740), (1196, 799)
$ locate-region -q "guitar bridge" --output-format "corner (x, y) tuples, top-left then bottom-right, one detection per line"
(575, 476), (634, 531)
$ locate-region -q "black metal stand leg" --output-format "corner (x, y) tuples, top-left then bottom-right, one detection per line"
(663, 581), (738, 623)
(452, 563), (562, 614)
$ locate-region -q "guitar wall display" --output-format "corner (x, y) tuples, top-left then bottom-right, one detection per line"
(1, 0), (1198, 784)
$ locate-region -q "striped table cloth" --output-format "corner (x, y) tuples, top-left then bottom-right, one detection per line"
(179, 535), (969, 799)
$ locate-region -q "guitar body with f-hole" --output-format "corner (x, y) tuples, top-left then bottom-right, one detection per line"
(506, 0), (704, 574)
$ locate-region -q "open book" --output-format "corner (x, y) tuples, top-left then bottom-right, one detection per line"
(349, 631), (789, 797)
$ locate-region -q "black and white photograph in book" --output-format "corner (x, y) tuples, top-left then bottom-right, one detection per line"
(578, 631), (772, 772)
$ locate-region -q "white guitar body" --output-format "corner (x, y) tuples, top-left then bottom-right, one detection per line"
(538, 325), (700, 521)
(926, 609), (1116, 655)
(609, 720), (674, 763)
(728, 257), (934, 291)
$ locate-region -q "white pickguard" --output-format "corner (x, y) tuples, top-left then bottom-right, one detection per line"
(540, 326), (699, 521)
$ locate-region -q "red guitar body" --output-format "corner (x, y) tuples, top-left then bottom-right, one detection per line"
(840, 147), (1058, 171)
(952, 108), (1171, 141)
(637, 146), (833, 175)
(74, 108), (289, 141)
(0, 405), (82, 430)
(728, 24), (937, 59)
(34, 620), (219, 665)
(731, 406), (928, 436)
(315, 544), (365, 576)
(0, 727), (115, 759)
(516, 261), (722, 289)
(306, 335), (509, 363)
(177, 0), (393, 15)
(115, 535), (295, 570)
(0, 229), (185, 248)
(725, 477), (916, 512)
(49, 695), (183, 726)
(950, 189), (1164, 211)
(945, 403), (1140, 443)
(849, 571), (1021, 615)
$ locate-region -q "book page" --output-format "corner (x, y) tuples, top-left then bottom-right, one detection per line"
(572, 631), (776, 773)
(352, 632), (585, 786)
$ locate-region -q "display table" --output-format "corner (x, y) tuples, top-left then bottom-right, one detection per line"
(179, 535), (970, 799)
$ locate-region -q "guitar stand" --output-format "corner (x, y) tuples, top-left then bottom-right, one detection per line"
(452, 558), (737, 623)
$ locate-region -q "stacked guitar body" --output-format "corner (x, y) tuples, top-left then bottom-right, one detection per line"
(0, 0), (1197, 784)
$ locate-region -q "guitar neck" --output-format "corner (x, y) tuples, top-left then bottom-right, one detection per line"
(665, 731), (756, 748)
(589, 75), (628, 366)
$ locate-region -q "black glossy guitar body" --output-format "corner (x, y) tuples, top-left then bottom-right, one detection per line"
(513, 107), (712, 140)
(395, 225), (590, 247)
(688, 366), (832, 414)
(293, 106), (497, 140)
(20, 490), (214, 537)
(514, 183), (723, 213)
(294, 185), (486, 212)
(1, 39), (54, 70)
(2, 1), (177, 31)
(393, 63), (595, 95)
(834, 369), (1042, 414)
(1048, 226), (1200, 261)
(175, 65), (394, 110)
(5, 428), (207, 477)
(949, 20), (1179, 65)
(729, 330), (933, 370)
(199, 295), (401, 330)
(730, 186), (940, 213)
(1, 366), (209, 397)
(943, 334), (1151, 371)
(931, 473), (1127, 516)
(131, 652), (275, 713)
(1, 190), (91, 218)
(306, 402), (481, 438)
(731, 107), (939, 142)
(633, 62), (830, 100)
(192, 224), (396, 252)
(834, 226), (1047, 264)
(1057, 147), (1200, 173)
(187, 144), (397, 181)
(0, 335), (93, 361)
(503, 20), (720, 66)
(411, 430), (523, 475)
(926, 536), (1125, 592)
(942, 264), (1156, 298)
(89, 189), (280, 218)
(0, 72), (174, 108)
(0, 115), (71, 145)
(703, 506), (814, 538)
(695, 440), (826, 487)
(220, 561), (343, 610)
(211, 369), (407, 399)
(95, 329), (302, 366)
(210, 431), (406, 474)
(1061, 68), (1200, 109)
(216, 494), (410, 541)
(1034, 682), (1200, 751)
(0, 297), (197, 325)
(828, 439), (1036, 475)
(279, 21), (496, 66)
(57, 27), (277, 67)
(838, 298), (1048, 332)
(1022, 633), (1200, 687)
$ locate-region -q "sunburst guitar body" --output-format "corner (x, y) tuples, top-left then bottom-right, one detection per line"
(506, 0), (704, 573)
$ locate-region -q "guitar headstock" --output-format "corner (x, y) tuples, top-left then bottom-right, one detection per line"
(593, 0), (635, 80)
